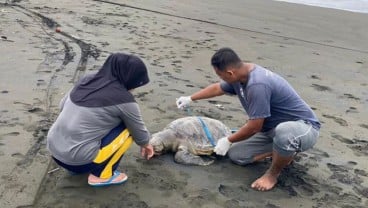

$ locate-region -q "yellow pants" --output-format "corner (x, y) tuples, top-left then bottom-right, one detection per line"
(93, 129), (133, 179)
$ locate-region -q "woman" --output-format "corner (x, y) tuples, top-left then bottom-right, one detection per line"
(47, 53), (154, 187)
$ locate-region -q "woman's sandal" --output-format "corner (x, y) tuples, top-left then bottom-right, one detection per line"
(88, 170), (128, 187)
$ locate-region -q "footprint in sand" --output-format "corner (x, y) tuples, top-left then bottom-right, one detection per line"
(310, 75), (321, 80)
(11, 152), (25, 159)
(278, 163), (319, 197)
(349, 138), (368, 157)
(27, 107), (43, 113)
(354, 168), (368, 177)
(353, 185), (368, 198)
(327, 163), (363, 185)
(168, 89), (185, 94)
(3, 132), (20, 136)
(184, 188), (216, 207)
(159, 83), (168, 87)
(311, 106), (318, 111)
(331, 133), (354, 144)
(218, 184), (249, 201)
(311, 84), (331, 92)
(322, 114), (348, 126)
(347, 161), (358, 167)
(207, 100), (231, 105)
(167, 75), (190, 83)
(135, 91), (150, 99)
(346, 106), (359, 113)
(36, 79), (46, 86)
(331, 133), (368, 156)
(115, 193), (149, 208)
(131, 170), (187, 192)
(224, 199), (242, 208)
(342, 93), (360, 101)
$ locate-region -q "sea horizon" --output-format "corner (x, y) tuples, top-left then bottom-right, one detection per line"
(274, 0), (368, 13)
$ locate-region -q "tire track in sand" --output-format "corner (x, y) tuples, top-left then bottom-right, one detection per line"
(2, 1), (100, 169)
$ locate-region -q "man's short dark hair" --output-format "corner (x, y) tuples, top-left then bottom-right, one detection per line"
(211, 47), (242, 71)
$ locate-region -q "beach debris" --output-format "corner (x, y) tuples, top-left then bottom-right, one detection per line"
(215, 104), (224, 109)
(55, 27), (61, 33)
(47, 167), (60, 174)
(1, 35), (7, 40)
(150, 116), (231, 165)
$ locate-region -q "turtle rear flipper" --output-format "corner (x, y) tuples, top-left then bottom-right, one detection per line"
(174, 148), (214, 166)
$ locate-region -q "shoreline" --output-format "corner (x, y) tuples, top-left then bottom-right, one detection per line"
(274, 0), (368, 14)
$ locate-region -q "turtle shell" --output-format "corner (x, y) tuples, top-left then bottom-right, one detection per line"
(165, 116), (232, 155)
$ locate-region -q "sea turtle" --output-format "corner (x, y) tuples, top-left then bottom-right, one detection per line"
(149, 116), (232, 165)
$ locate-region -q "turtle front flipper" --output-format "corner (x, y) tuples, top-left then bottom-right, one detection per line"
(174, 146), (214, 166)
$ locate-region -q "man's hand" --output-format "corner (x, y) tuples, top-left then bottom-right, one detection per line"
(141, 144), (154, 160)
(214, 137), (232, 156)
(176, 96), (192, 109)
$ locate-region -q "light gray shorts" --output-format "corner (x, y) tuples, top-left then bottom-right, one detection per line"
(227, 120), (319, 165)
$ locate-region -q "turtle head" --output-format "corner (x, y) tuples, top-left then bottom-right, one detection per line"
(149, 133), (166, 155)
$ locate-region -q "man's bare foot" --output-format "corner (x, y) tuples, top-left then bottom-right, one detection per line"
(251, 171), (279, 191)
(88, 172), (127, 184)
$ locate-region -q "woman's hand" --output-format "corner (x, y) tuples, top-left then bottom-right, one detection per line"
(141, 144), (154, 160)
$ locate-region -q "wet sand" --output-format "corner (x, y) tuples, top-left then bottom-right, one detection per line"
(0, 0), (367, 207)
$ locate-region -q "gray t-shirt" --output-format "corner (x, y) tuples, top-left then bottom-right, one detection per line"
(220, 65), (320, 132)
(47, 95), (150, 165)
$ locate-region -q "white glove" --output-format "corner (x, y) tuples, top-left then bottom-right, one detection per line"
(214, 137), (232, 156)
(176, 96), (192, 109)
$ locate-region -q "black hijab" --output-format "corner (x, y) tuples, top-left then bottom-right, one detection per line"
(70, 53), (149, 107)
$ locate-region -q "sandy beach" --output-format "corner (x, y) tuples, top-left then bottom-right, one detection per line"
(0, 0), (367, 207)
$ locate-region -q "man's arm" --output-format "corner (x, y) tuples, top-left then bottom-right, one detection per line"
(191, 83), (225, 101)
(228, 118), (264, 143)
(214, 118), (264, 156)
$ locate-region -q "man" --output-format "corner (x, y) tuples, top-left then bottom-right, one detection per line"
(176, 47), (320, 191)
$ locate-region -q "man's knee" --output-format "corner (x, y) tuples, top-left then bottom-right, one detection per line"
(228, 149), (253, 166)
(274, 121), (318, 156)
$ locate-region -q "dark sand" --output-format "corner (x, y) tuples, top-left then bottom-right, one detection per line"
(0, 0), (367, 207)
